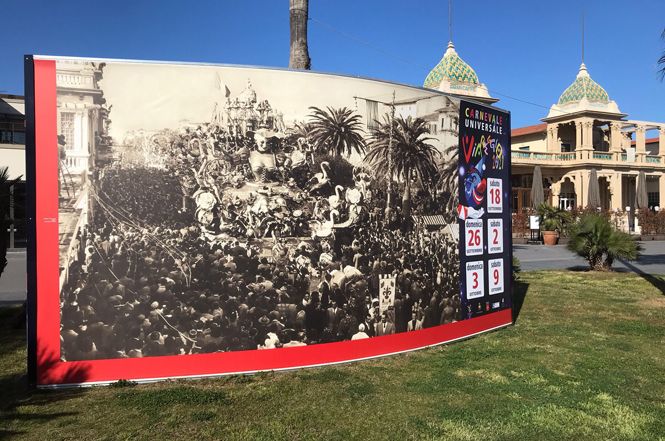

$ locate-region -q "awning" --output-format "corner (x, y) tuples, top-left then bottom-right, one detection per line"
(413, 215), (447, 226)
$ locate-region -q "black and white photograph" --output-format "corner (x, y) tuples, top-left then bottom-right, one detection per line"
(56, 59), (464, 361)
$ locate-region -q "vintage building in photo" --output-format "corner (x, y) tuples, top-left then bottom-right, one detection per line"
(56, 60), (108, 177)
(511, 62), (665, 217)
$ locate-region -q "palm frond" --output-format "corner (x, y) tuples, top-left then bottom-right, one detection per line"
(660, 28), (665, 81)
(307, 106), (366, 156)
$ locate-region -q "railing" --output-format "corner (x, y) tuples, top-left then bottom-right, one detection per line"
(64, 151), (90, 174)
(513, 150), (664, 165)
(592, 152), (613, 160)
(556, 152), (576, 161)
(511, 151), (575, 161)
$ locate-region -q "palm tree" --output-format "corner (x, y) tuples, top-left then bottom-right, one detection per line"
(0, 166), (20, 278)
(289, 0), (311, 69)
(659, 28), (665, 80)
(365, 116), (440, 220)
(436, 143), (459, 214)
(307, 106), (366, 157)
(567, 213), (640, 271)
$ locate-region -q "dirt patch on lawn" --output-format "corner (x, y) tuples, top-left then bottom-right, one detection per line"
(639, 296), (665, 309)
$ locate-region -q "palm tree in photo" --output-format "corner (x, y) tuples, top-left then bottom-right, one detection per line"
(365, 116), (440, 220)
(307, 106), (366, 157)
(436, 143), (459, 214)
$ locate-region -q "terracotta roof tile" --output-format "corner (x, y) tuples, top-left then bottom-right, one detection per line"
(631, 137), (659, 146)
(511, 123), (547, 137)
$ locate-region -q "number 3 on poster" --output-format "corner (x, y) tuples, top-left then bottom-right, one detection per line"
(465, 261), (484, 299)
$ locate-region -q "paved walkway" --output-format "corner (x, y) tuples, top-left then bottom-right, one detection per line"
(0, 251), (26, 305)
(514, 241), (665, 274)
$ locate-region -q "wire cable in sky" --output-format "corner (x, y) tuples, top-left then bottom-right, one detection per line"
(309, 16), (567, 117)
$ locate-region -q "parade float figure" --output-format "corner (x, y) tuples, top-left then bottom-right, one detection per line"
(352, 167), (372, 203)
(335, 187), (363, 228)
(249, 129), (280, 182)
(307, 161), (332, 195)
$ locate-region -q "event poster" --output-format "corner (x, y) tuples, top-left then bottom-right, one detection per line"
(26, 56), (513, 386)
(458, 100), (512, 318)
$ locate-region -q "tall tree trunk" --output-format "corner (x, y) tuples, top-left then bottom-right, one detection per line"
(402, 172), (412, 229)
(289, 0), (311, 70)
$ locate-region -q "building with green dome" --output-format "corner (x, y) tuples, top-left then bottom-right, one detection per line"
(511, 62), (665, 233)
(423, 41), (496, 104)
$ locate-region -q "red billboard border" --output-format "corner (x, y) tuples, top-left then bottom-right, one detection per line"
(28, 57), (513, 387)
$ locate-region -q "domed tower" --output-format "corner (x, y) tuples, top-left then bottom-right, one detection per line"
(546, 63), (621, 117)
(423, 41), (496, 104)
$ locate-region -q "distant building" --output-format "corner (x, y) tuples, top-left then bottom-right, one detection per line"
(511, 62), (665, 219)
(0, 94), (26, 249)
(373, 39), (498, 160)
(423, 41), (496, 105)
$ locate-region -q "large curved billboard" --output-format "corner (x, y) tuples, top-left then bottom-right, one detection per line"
(25, 56), (512, 387)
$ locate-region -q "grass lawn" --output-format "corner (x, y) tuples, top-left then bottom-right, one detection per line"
(1, 270), (665, 440)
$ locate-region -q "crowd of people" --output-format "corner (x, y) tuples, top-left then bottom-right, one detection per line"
(60, 124), (461, 361)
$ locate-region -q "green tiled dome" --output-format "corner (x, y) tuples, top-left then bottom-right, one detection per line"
(424, 42), (479, 89)
(557, 63), (610, 105)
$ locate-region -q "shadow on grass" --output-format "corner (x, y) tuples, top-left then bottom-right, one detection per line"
(0, 306), (90, 439)
(565, 265), (593, 272)
(619, 259), (665, 296)
(565, 258), (665, 295)
(512, 279), (530, 323)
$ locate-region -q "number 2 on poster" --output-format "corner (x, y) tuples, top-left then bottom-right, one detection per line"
(488, 218), (503, 254)
(488, 178), (502, 214)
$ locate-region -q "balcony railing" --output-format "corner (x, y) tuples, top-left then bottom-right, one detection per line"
(513, 149), (664, 166)
(63, 151), (90, 174)
(512, 151), (575, 161)
(592, 152), (612, 160)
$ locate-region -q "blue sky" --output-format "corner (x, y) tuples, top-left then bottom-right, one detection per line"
(1, 0), (664, 128)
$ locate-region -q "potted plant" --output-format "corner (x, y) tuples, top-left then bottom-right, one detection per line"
(537, 203), (570, 246)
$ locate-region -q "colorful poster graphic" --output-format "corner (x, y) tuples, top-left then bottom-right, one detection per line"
(458, 100), (511, 319)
